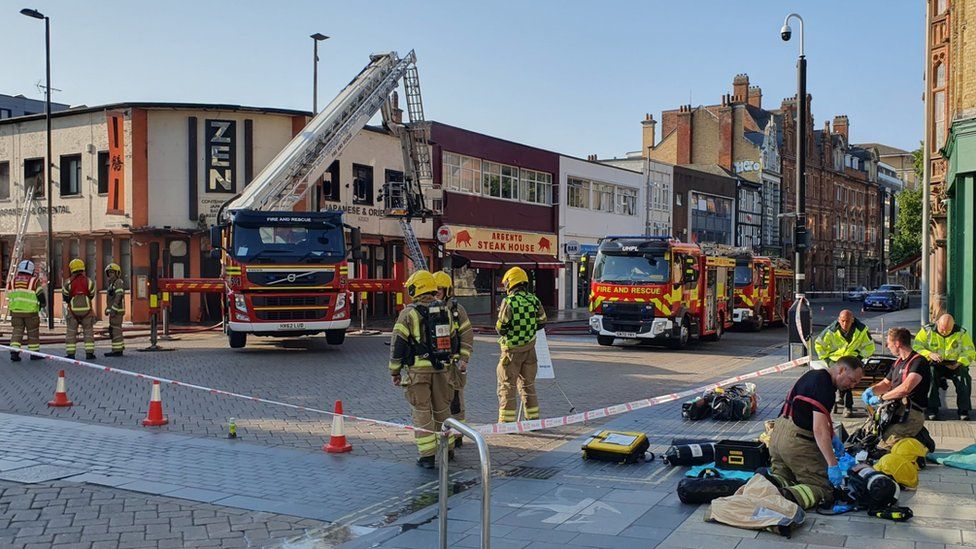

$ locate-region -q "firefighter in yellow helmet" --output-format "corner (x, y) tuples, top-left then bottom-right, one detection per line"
(104, 262), (126, 357)
(495, 267), (546, 423)
(6, 259), (47, 361)
(389, 270), (457, 468)
(433, 270), (473, 447)
(62, 258), (97, 359)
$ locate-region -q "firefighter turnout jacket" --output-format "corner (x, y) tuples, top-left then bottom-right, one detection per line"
(815, 319), (876, 362)
(389, 294), (457, 374)
(8, 273), (45, 314)
(62, 274), (96, 317)
(496, 289), (546, 350)
(913, 324), (976, 367)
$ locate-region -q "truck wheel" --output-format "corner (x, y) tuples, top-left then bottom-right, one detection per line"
(669, 318), (690, 350)
(597, 335), (615, 346)
(228, 330), (247, 349)
(326, 329), (346, 345)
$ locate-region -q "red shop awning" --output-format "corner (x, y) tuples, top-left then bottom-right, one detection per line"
(521, 254), (565, 270)
(452, 251), (505, 269)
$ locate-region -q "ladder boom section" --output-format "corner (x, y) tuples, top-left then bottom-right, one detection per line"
(226, 50), (418, 214)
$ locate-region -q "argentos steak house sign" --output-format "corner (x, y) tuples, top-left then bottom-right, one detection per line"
(441, 225), (557, 257)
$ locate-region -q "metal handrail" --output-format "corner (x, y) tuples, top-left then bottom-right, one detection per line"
(440, 418), (490, 549)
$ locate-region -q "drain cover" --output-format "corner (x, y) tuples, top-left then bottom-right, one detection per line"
(0, 464), (87, 484)
(497, 466), (560, 480)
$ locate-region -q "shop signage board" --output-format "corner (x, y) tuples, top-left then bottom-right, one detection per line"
(440, 225), (558, 257)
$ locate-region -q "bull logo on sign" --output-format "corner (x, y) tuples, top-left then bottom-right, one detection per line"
(456, 230), (473, 247)
(538, 237), (552, 253)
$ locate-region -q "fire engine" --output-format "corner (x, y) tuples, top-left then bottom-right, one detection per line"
(731, 252), (795, 330)
(205, 51), (434, 349)
(588, 236), (735, 349)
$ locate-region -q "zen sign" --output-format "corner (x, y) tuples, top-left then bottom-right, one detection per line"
(206, 119), (236, 193)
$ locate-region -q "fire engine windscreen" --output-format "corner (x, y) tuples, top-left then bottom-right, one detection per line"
(593, 252), (670, 284)
(734, 266), (753, 286)
(231, 221), (345, 264)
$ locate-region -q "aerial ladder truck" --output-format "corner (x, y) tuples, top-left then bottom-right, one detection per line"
(203, 50), (435, 349)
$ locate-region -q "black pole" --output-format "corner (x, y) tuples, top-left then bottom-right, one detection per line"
(45, 15), (54, 330)
(313, 39), (318, 113)
(794, 54), (807, 356)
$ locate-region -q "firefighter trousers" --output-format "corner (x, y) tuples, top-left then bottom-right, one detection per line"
(66, 314), (95, 356)
(108, 313), (125, 353)
(767, 417), (832, 509)
(10, 313), (40, 355)
(879, 408), (925, 450)
(450, 364), (467, 423)
(497, 343), (539, 423)
(403, 369), (454, 457)
(927, 364), (971, 415)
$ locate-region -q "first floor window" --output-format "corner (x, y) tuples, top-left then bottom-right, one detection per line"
(24, 158), (44, 197)
(60, 154), (82, 196)
(593, 183), (614, 212)
(567, 177), (590, 209)
(352, 163), (373, 205)
(616, 187), (637, 216)
(0, 161), (9, 200)
(97, 151), (110, 194)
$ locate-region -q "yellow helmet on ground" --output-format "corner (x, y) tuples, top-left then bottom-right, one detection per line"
(433, 271), (452, 290)
(405, 270), (437, 299)
(875, 453), (920, 489)
(502, 267), (528, 290)
(69, 258), (85, 273)
(105, 262), (122, 274)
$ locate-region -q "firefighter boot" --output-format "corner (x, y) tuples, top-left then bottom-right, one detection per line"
(86, 352), (96, 360)
(30, 353), (44, 361)
(10, 352), (21, 362)
(416, 456), (435, 469)
(104, 351), (123, 357)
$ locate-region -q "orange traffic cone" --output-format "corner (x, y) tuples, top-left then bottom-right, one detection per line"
(47, 370), (73, 407)
(141, 380), (169, 426)
(323, 400), (352, 453)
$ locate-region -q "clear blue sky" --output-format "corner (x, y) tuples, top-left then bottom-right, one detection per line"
(5, 0), (923, 156)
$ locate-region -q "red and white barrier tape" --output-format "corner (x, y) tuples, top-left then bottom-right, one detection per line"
(1, 344), (809, 438)
(470, 354), (811, 435)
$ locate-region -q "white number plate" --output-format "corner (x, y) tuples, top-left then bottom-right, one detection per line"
(615, 331), (637, 338)
(278, 323), (306, 330)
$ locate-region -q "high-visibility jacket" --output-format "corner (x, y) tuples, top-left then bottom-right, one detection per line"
(388, 294), (456, 373)
(496, 289), (546, 350)
(814, 319), (876, 362)
(106, 278), (126, 315)
(7, 273), (43, 314)
(447, 297), (474, 361)
(62, 274), (96, 317)
(913, 324), (976, 367)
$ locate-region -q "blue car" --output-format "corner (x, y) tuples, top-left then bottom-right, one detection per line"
(863, 290), (901, 311)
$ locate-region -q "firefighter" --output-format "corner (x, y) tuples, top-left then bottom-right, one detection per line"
(495, 267), (546, 423)
(814, 309), (876, 417)
(914, 314), (974, 421)
(863, 327), (932, 449)
(389, 270), (456, 469)
(62, 258), (97, 359)
(766, 356), (864, 509)
(104, 263), (126, 357)
(433, 271), (473, 447)
(6, 260), (46, 361)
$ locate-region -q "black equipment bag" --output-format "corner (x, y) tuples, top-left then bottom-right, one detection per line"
(714, 440), (770, 471)
(581, 431), (650, 464)
(677, 477), (747, 504)
(682, 395), (712, 420)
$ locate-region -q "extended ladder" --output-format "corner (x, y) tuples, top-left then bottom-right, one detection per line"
(1, 182), (38, 319)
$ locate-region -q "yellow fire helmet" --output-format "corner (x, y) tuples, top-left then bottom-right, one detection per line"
(405, 270), (437, 299)
(68, 258), (85, 273)
(432, 271), (452, 290)
(875, 453), (920, 489)
(501, 266), (528, 290)
(105, 262), (122, 274)
(889, 438), (928, 461)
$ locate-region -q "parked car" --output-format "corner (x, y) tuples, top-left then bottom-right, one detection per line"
(843, 286), (869, 302)
(877, 284), (910, 309)
(863, 288), (907, 311)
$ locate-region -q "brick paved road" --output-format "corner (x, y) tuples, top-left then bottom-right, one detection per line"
(0, 479), (326, 548)
(0, 324), (789, 471)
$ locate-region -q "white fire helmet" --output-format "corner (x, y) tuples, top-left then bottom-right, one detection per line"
(17, 260), (35, 275)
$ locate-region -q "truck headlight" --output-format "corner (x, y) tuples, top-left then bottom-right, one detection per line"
(234, 294), (247, 312)
(589, 316), (602, 330)
(334, 292), (347, 311)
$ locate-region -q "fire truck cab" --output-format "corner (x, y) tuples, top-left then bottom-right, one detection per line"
(732, 253), (794, 330)
(588, 236), (734, 349)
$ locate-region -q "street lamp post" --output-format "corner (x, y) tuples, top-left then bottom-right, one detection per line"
(311, 33), (329, 113)
(782, 13), (808, 357)
(21, 7), (54, 329)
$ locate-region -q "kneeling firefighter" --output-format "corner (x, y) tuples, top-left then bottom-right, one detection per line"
(433, 271), (473, 448)
(766, 356), (864, 509)
(862, 327), (931, 449)
(389, 270), (457, 469)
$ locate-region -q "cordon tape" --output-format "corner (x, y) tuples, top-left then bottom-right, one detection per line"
(0, 343), (810, 438)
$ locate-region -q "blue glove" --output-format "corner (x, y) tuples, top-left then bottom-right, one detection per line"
(827, 465), (844, 487)
(861, 388), (875, 406)
(832, 435), (845, 458)
(868, 394), (883, 407)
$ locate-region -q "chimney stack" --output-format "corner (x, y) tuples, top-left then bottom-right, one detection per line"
(641, 113), (657, 155)
(587, 154), (598, 161)
(832, 115), (849, 142)
(732, 74), (750, 104)
(676, 105), (693, 165)
(747, 85), (762, 109)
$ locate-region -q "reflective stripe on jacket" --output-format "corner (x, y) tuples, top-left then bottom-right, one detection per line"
(814, 319), (876, 362)
(913, 324), (976, 367)
(8, 273), (41, 314)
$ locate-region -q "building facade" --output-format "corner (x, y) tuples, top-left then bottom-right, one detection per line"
(430, 122), (562, 315)
(558, 155), (645, 309)
(672, 165), (737, 245)
(599, 152), (674, 237)
(0, 93), (69, 120)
